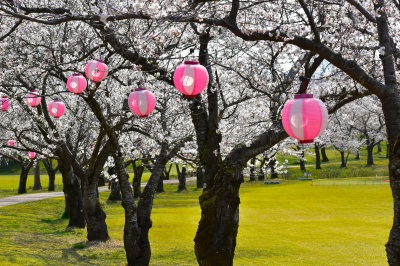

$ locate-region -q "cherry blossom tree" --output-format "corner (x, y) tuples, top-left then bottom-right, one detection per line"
(2, 1), (398, 265)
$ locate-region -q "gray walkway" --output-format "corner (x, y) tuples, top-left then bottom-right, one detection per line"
(0, 177), (196, 208)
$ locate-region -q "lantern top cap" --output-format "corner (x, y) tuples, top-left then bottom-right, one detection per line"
(72, 73), (82, 76)
(294, 93), (313, 99)
(28, 88), (37, 92)
(95, 59), (104, 62)
(1, 95), (7, 98)
(134, 87), (147, 91)
(183, 60), (199, 65)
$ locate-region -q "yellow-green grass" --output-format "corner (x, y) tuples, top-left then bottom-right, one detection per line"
(0, 180), (392, 265)
(0, 174), (64, 197)
(0, 173), (155, 198)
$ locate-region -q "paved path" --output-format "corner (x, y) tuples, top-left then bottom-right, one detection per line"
(0, 177), (196, 208)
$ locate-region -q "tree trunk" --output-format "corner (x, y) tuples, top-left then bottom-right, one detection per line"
(197, 165), (204, 189)
(163, 164), (172, 180)
(59, 162), (85, 229)
(377, 141), (382, 153)
(249, 157), (256, 181)
(108, 180), (122, 201)
(269, 158), (278, 179)
(355, 150), (360, 160)
(386, 133), (400, 265)
(136, 155), (170, 265)
(366, 140), (375, 166)
(112, 155), (142, 266)
(33, 162), (42, 190)
(321, 146), (329, 162)
(178, 165), (187, 191)
(156, 174), (165, 193)
(194, 162), (242, 265)
(300, 150), (306, 171)
(133, 164), (144, 198)
(98, 172), (106, 187)
(257, 167), (265, 180)
(340, 151), (347, 168)
(84, 173), (109, 241)
(18, 168), (29, 194)
(43, 159), (57, 191)
(18, 160), (34, 194)
(315, 143), (322, 169)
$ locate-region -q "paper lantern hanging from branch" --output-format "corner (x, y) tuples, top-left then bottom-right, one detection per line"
(281, 77), (329, 144)
(1, 96), (9, 112)
(25, 88), (42, 107)
(67, 73), (87, 94)
(173, 50), (209, 98)
(48, 99), (66, 118)
(128, 86), (156, 118)
(28, 151), (36, 159)
(85, 59), (108, 82)
(7, 140), (15, 146)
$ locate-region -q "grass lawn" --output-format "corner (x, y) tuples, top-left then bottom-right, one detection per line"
(0, 180), (392, 265)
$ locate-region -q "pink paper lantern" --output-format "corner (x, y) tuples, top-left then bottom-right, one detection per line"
(7, 140), (15, 146)
(1, 95), (9, 112)
(28, 151), (36, 159)
(128, 87), (156, 118)
(281, 94), (328, 144)
(67, 73), (87, 94)
(25, 89), (42, 107)
(85, 59), (108, 82)
(173, 61), (209, 98)
(48, 99), (66, 118)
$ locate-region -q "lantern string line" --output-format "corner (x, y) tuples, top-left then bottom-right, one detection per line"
(297, 76), (310, 94)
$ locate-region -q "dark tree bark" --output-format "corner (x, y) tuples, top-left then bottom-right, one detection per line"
(98, 172), (106, 187)
(321, 146), (329, 162)
(156, 174), (165, 193)
(366, 138), (375, 166)
(196, 165), (204, 188)
(132, 163), (144, 199)
(16, 156), (35, 194)
(377, 140), (382, 153)
(355, 150), (360, 160)
(84, 171), (109, 241)
(340, 151), (347, 168)
(299, 150), (306, 171)
(43, 158), (57, 191)
(269, 158), (278, 179)
(257, 156), (266, 180)
(315, 142), (322, 169)
(178, 164), (187, 191)
(58, 160), (85, 229)
(33, 161), (42, 190)
(163, 163), (173, 180)
(257, 167), (265, 180)
(249, 157), (256, 181)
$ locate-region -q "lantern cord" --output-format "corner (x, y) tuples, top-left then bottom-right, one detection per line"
(297, 76), (310, 94)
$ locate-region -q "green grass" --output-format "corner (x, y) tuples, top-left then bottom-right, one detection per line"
(0, 174), (64, 197)
(0, 181), (392, 265)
